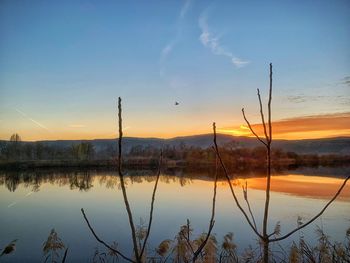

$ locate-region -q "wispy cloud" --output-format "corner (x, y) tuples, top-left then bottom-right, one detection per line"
(179, 0), (191, 19)
(340, 76), (350, 87)
(160, 0), (193, 75)
(198, 11), (249, 68)
(160, 44), (174, 65)
(286, 94), (350, 106)
(15, 108), (52, 132)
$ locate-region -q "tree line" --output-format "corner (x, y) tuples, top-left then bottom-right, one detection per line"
(1, 133), (349, 168)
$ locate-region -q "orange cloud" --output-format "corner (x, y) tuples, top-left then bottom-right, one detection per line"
(219, 112), (350, 140)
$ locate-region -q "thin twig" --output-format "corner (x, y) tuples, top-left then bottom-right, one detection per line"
(262, 63), (273, 263)
(61, 247), (69, 263)
(213, 122), (262, 239)
(268, 63), (272, 144)
(81, 208), (135, 263)
(270, 174), (350, 242)
(118, 97), (123, 175)
(192, 152), (218, 262)
(140, 150), (163, 258)
(257, 88), (269, 142)
(242, 108), (268, 147)
(242, 182), (257, 230)
(117, 97), (140, 261)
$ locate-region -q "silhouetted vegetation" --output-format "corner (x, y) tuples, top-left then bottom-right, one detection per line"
(36, 224), (350, 263)
(1, 135), (349, 169)
(42, 229), (67, 263)
(4, 221), (349, 262)
(212, 63), (350, 263)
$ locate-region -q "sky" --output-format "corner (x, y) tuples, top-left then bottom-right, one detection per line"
(0, 0), (349, 141)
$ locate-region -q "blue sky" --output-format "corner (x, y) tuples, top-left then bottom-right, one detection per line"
(0, 0), (349, 140)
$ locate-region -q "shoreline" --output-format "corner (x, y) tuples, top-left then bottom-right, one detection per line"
(0, 158), (349, 172)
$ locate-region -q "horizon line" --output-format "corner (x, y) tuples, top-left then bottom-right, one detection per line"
(1, 132), (350, 143)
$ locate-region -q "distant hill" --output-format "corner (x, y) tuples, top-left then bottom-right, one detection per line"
(2, 134), (350, 155)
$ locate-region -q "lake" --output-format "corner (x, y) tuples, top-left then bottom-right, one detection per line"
(0, 167), (349, 262)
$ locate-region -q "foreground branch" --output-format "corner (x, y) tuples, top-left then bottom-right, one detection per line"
(213, 122), (262, 239)
(242, 108), (267, 147)
(81, 208), (134, 263)
(270, 174), (350, 242)
(242, 182), (257, 231)
(257, 88), (269, 142)
(117, 97), (140, 261)
(192, 152), (218, 262)
(140, 150), (163, 258)
(61, 247), (69, 263)
(261, 63), (273, 262)
(268, 63), (272, 144)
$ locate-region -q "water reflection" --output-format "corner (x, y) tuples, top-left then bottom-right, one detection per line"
(237, 175), (350, 201)
(1, 168), (349, 201)
(0, 169), (194, 193)
(0, 167), (349, 262)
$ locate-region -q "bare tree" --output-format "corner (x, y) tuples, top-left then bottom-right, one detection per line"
(82, 97), (219, 263)
(213, 63), (350, 263)
(10, 133), (21, 142)
(81, 97), (163, 263)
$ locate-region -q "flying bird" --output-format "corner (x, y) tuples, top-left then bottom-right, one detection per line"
(0, 239), (17, 257)
(175, 101), (179, 106)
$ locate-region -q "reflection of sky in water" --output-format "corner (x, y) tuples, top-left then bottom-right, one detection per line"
(0, 169), (349, 262)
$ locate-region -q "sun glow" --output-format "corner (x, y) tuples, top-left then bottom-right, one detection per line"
(219, 112), (350, 140)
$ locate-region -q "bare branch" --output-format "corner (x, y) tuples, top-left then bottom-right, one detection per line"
(213, 122), (263, 239)
(192, 153), (218, 262)
(118, 97), (123, 174)
(140, 150), (163, 258)
(268, 63), (272, 144)
(81, 208), (135, 263)
(242, 182), (257, 230)
(270, 174), (350, 243)
(262, 64), (273, 263)
(257, 88), (269, 142)
(117, 97), (140, 261)
(242, 108), (268, 147)
(61, 247), (69, 263)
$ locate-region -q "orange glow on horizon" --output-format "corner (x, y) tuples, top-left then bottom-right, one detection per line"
(1, 112), (349, 141)
(219, 112), (350, 140)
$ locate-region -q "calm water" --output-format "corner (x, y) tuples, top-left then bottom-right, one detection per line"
(0, 167), (349, 262)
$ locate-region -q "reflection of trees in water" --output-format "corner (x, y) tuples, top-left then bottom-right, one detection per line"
(0, 169), (288, 193)
(69, 171), (93, 191)
(98, 175), (118, 189)
(5, 172), (20, 192)
(0, 170), (197, 192)
(3, 167), (348, 194)
(0, 170), (92, 192)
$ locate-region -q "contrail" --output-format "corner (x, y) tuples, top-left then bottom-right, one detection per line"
(15, 108), (51, 132)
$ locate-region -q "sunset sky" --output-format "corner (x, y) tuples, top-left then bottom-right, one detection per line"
(0, 0), (349, 141)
